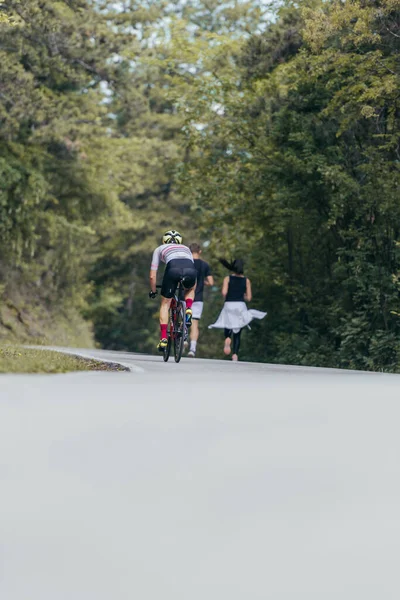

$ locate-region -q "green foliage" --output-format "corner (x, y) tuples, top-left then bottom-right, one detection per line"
(1, 0), (399, 372)
(0, 0), (136, 339)
(0, 0), (129, 267)
(173, 0), (400, 371)
(0, 346), (123, 373)
(86, 0), (269, 353)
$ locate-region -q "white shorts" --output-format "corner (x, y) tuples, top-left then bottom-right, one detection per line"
(192, 301), (204, 320)
(208, 302), (267, 333)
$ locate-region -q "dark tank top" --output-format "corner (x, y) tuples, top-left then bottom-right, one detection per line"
(226, 275), (246, 302)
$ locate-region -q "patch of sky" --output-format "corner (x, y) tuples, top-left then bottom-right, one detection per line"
(100, 81), (113, 105)
(102, 0), (276, 38)
(211, 102), (225, 116)
(192, 123), (207, 131)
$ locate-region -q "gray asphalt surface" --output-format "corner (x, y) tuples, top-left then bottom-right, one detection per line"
(1, 348), (400, 599)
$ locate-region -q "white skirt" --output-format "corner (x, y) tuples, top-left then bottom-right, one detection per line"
(208, 301), (267, 334)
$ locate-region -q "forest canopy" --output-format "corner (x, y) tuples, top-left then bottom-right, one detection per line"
(0, 0), (399, 371)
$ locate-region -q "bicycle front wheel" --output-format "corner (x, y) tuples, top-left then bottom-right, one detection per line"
(173, 303), (186, 363)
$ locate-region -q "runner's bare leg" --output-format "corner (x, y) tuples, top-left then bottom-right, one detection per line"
(190, 319), (199, 343)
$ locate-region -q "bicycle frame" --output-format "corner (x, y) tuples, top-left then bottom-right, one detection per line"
(169, 281), (185, 328)
(157, 279), (187, 363)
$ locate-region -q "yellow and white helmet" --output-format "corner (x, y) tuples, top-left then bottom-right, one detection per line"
(162, 230), (183, 244)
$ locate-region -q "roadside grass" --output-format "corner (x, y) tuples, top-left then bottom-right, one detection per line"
(0, 346), (126, 374)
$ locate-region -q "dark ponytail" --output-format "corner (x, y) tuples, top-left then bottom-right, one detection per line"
(219, 258), (244, 275)
(219, 258), (234, 271)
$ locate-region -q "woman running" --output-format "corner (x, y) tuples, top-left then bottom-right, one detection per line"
(208, 258), (267, 361)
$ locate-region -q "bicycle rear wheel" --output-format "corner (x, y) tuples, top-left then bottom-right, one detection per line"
(173, 303), (186, 363)
(163, 336), (171, 362)
(163, 310), (173, 362)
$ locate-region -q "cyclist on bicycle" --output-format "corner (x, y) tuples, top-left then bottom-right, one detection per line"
(149, 230), (197, 351)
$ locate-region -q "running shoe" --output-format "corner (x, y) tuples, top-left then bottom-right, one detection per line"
(157, 338), (168, 351)
(185, 308), (193, 328)
(188, 350), (196, 358)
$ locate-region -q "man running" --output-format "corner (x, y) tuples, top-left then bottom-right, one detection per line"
(149, 230), (197, 351)
(187, 243), (214, 358)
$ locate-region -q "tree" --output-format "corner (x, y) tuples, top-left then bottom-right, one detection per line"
(87, 0), (270, 353)
(0, 0), (134, 341)
(173, 0), (400, 370)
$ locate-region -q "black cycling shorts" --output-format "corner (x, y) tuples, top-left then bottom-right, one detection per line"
(161, 259), (197, 299)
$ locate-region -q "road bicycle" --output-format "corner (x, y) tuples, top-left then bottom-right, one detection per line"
(156, 280), (188, 363)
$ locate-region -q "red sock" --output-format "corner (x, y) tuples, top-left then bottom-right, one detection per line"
(186, 298), (193, 309)
(160, 324), (167, 339)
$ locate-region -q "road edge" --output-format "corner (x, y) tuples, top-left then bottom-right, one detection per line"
(26, 346), (135, 373)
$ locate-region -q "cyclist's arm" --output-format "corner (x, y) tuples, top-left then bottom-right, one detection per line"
(245, 278), (252, 302)
(149, 247), (161, 293)
(149, 269), (157, 294)
(222, 276), (229, 298)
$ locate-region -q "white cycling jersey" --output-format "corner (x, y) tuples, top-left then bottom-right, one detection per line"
(151, 244), (193, 271)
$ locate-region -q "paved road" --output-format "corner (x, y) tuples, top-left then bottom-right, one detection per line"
(1, 349), (400, 599)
